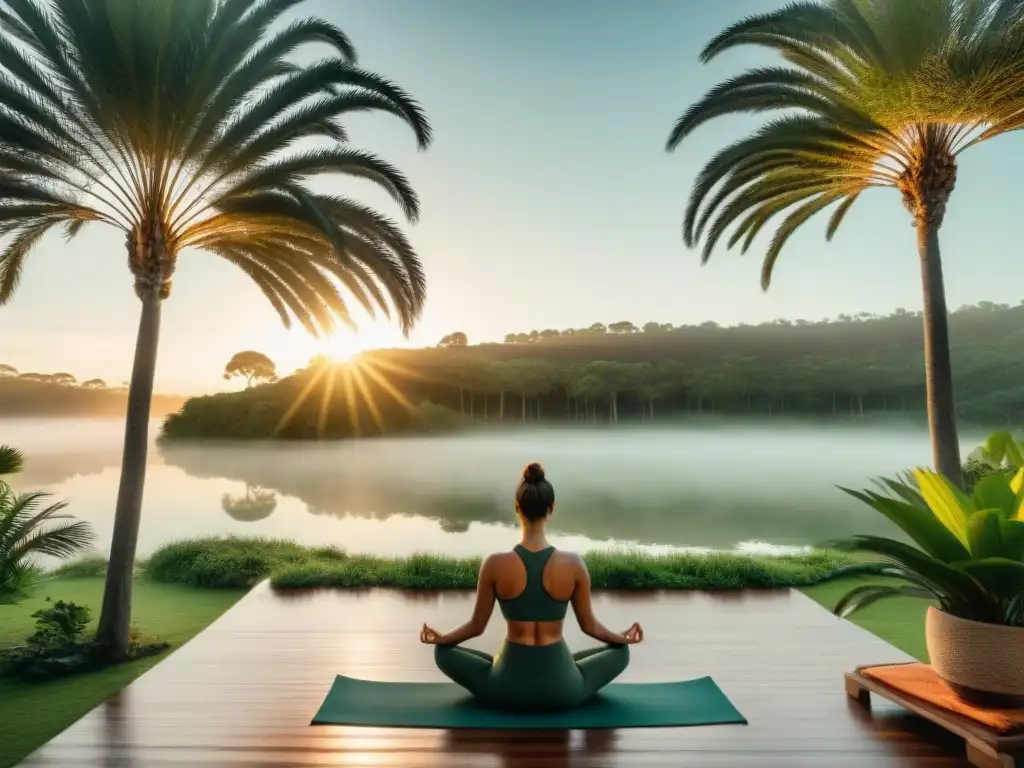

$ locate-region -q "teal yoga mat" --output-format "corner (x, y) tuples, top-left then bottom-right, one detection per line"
(311, 674), (747, 729)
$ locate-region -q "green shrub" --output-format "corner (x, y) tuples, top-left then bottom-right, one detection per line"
(272, 553), (481, 589)
(50, 555), (109, 579)
(145, 537), (327, 587)
(0, 599), (167, 681)
(268, 548), (856, 590)
(582, 548), (851, 589)
(140, 537), (856, 591)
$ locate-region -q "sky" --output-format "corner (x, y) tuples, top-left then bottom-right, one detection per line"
(4, 0), (1024, 395)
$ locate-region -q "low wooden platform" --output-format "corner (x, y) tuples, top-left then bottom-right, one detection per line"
(20, 584), (971, 767)
(847, 667), (1024, 768)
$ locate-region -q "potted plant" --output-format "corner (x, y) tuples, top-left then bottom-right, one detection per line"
(962, 430), (1024, 491)
(831, 445), (1024, 707)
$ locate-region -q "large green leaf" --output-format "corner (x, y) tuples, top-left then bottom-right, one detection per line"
(997, 519), (1024, 560)
(1012, 467), (1024, 498)
(971, 473), (1018, 519)
(828, 535), (993, 610)
(838, 486), (970, 563)
(876, 475), (931, 512)
(953, 558), (1024, 597)
(984, 431), (1014, 461)
(833, 583), (937, 619)
(1012, 468), (1024, 518)
(966, 510), (1006, 559)
(912, 469), (972, 546)
(1006, 438), (1023, 466)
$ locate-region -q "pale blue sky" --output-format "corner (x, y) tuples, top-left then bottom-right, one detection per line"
(3, 0), (1023, 394)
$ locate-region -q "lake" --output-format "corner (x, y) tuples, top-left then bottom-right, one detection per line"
(2, 418), (985, 559)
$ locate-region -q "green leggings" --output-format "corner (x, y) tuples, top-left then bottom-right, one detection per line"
(434, 639), (629, 712)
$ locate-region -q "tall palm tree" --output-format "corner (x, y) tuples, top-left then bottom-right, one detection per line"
(666, 0), (1024, 486)
(0, 0), (431, 656)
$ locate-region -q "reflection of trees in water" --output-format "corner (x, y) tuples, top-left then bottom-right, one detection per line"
(221, 485), (278, 522)
(15, 448), (124, 488)
(439, 519), (471, 533)
(161, 442), (898, 548)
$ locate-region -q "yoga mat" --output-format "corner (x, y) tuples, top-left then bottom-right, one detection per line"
(311, 674), (747, 729)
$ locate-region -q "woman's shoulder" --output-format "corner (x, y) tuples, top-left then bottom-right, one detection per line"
(552, 548), (585, 567)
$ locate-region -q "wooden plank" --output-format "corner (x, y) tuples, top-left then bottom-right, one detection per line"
(846, 670), (1022, 768)
(19, 585), (972, 767)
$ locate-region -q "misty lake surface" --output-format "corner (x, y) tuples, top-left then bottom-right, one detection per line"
(3, 418), (985, 559)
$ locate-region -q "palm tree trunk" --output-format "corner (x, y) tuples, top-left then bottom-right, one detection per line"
(918, 223), (962, 485)
(96, 290), (162, 658)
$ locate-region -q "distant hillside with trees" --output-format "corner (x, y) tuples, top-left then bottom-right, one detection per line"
(0, 366), (185, 419)
(161, 302), (1024, 440)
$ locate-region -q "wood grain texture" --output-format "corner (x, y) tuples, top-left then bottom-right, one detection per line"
(19, 584), (970, 767)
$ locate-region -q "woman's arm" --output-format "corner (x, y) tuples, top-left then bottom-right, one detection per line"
(433, 555), (498, 645)
(570, 557), (630, 645)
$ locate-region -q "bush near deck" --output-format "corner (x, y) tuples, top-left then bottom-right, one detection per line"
(143, 536), (858, 590)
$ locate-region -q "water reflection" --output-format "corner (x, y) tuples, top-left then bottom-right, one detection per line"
(158, 428), (918, 550)
(221, 485), (278, 522)
(443, 728), (618, 766)
(6, 419), (945, 557)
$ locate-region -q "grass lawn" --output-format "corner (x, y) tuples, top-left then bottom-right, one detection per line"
(0, 577), (245, 768)
(800, 575), (933, 662)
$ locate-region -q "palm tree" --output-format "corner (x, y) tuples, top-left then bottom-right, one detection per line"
(0, 0), (431, 656)
(0, 445), (95, 601)
(0, 486), (96, 602)
(666, 0), (1024, 486)
(0, 444), (24, 477)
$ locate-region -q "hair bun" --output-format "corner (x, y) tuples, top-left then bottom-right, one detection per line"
(522, 462), (545, 484)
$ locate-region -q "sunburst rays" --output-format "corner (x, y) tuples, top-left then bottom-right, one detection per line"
(273, 354), (423, 439)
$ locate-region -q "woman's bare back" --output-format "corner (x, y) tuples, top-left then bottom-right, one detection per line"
(492, 548), (582, 645)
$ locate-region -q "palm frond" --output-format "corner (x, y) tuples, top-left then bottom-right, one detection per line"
(669, 0), (1024, 289)
(0, 483), (94, 601)
(834, 583), (937, 618)
(0, 444), (24, 476)
(0, 0), (432, 337)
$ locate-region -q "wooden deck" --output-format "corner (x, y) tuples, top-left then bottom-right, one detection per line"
(20, 584), (970, 767)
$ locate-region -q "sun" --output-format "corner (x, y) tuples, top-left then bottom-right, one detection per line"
(314, 332), (361, 362)
(271, 318), (410, 377)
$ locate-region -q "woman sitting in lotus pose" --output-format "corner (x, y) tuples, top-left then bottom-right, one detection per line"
(420, 462), (643, 711)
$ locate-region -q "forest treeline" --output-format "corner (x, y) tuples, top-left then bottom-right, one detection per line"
(162, 302), (1024, 440)
(0, 372), (185, 419)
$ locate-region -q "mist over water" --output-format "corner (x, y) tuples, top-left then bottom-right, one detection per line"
(2, 418), (986, 559)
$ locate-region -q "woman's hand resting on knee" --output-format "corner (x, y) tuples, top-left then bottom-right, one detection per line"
(420, 624), (443, 644)
(621, 622), (644, 644)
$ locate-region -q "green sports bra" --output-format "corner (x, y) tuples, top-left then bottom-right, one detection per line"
(497, 545), (570, 622)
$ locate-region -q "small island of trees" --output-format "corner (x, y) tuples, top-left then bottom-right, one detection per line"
(161, 301), (1024, 441)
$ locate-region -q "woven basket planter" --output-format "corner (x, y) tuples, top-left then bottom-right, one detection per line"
(926, 606), (1024, 707)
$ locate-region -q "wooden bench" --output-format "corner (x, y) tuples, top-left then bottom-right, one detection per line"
(846, 665), (1024, 768)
